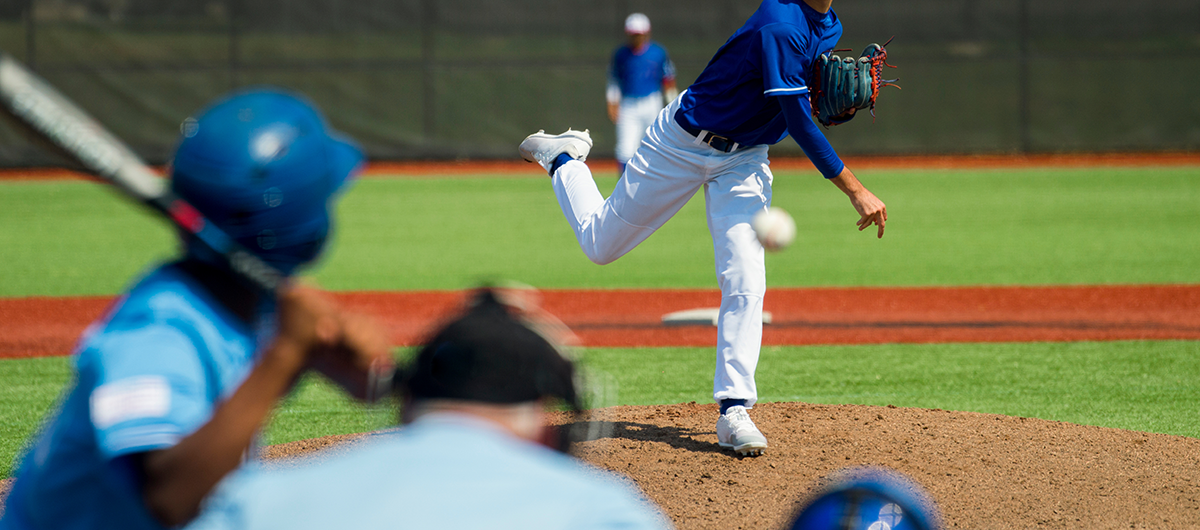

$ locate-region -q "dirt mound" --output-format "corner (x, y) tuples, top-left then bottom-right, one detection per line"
(259, 402), (1200, 530)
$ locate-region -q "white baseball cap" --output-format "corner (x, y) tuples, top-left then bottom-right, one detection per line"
(624, 13), (651, 35)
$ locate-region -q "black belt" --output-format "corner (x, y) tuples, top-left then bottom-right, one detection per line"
(674, 109), (742, 153)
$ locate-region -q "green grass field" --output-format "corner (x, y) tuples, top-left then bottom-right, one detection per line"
(3, 166), (1199, 296)
(2, 165), (1198, 477)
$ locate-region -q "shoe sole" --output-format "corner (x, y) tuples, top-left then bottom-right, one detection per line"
(519, 131), (593, 164)
(735, 445), (766, 457)
(719, 440), (768, 456)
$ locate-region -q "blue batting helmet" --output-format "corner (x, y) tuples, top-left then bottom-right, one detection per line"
(169, 88), (362, 276)
(788, 467), (941, 530)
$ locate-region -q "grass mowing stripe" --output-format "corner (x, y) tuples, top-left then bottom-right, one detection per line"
(1, 167), (1198, 297)
(5, 339), (1196, 478)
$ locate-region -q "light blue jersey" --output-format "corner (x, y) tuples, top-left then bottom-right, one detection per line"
(188, 413), (672, 530)
(609, 42), (675, 100)
(677, 0), (843, 147)
(1, 264), (273, 530)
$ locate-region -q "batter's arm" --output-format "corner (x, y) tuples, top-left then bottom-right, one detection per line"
(778, 94), (886, 238)
(137, 287), (392, 526)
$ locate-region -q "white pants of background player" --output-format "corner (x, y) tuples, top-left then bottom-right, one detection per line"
(553, 95), (771, 407)
(615, 92), (665, 166)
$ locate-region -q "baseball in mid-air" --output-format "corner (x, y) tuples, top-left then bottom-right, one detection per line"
(752, 207), (796, 251)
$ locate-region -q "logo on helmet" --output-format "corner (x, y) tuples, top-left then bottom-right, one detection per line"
(263, 187), (283, 208)
(180, 117), (199, 138)
(256, 230), (277, 250)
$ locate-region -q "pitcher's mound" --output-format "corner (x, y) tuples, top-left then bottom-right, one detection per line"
(265, 401), (1200, 529)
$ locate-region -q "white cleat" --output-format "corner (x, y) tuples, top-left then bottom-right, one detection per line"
(717, 405), (768, 456)
(518, 129), (593, 173)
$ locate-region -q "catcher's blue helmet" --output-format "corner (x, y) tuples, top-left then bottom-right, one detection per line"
(170, 88), (362, 276)
(788, 467), (941, 530)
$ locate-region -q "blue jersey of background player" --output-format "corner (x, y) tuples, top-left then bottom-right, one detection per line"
(608, 39), (674, 102)
(0, 90), (392, 530)
(677, 0), (858, 185)
(607, 13), (677, 177)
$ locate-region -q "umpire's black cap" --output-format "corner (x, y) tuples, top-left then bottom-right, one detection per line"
(398, 288), (581, 412)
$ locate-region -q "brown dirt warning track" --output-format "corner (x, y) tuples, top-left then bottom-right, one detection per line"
(3, 285), (1199, 358)
(4, 152), (1200, 182)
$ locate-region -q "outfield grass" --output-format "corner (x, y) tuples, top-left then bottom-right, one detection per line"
(1, 166), (1197, 296)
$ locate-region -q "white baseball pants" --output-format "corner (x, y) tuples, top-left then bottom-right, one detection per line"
(552, 95), (772, 408)
(614, 92), (664, 165)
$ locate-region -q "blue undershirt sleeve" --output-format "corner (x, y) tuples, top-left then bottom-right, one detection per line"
(779, 94), (845, 179)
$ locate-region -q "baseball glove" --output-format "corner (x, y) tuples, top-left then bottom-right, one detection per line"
(810, 38), (899, 127)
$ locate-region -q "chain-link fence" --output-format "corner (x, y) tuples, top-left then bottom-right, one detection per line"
(1, 0), (1197, 166)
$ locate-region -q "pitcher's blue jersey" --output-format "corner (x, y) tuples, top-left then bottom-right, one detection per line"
(677, 0), (842, 146)
(610, 42), (675, 99)
(1, 264), (273, 530)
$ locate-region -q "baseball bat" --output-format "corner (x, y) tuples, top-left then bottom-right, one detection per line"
(0, 53), (284, 292)
(0, 53), (391, 402)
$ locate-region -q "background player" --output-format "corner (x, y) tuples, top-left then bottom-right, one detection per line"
(607, 13), (677, 177)
(0, 89), (392, 530)
(521, 0), (887, 456)
(187, 288), (671, 530)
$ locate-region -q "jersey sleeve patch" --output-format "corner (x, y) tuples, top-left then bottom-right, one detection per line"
(86, 323), (217, 458)
(91, 375), (171, 429)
